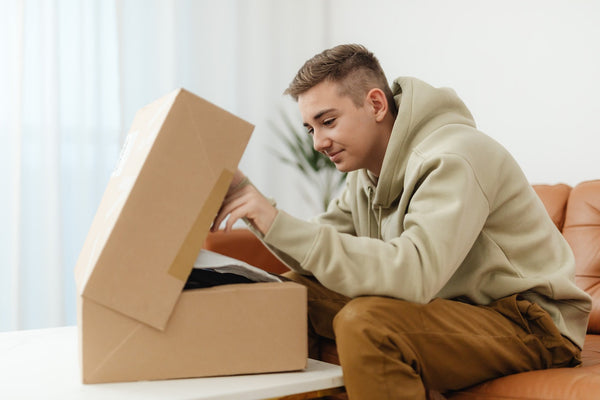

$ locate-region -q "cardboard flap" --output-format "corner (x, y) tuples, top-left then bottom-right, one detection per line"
(74, 89), (253, 330)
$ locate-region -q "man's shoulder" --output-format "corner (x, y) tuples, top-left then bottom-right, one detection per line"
(413, 126), (508, 164)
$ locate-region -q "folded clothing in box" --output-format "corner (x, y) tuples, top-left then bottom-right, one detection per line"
(184, 250), (283, 289)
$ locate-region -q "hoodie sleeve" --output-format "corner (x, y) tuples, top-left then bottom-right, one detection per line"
(262, 154), (490, 302)
(248, 183), (357, 276)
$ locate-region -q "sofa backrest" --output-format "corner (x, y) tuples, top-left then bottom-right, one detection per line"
(534, 180), (600, 334)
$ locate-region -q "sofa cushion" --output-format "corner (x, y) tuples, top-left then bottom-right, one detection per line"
(446, 335), (600, 400)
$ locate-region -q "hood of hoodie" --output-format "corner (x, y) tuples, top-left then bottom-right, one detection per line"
(363, 77), (477, 208)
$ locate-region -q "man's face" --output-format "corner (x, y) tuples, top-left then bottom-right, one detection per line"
(298, 80), (385, 175)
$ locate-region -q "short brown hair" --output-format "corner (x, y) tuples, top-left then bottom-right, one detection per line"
(284, 44), (396, 112)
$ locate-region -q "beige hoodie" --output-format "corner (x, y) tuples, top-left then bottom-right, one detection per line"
(259, 77), (591, 348)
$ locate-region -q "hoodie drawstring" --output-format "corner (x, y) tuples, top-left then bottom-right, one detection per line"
(367, 187), (373, 237)
(367, 186), (383, 239)
(377, 206), (382, 239)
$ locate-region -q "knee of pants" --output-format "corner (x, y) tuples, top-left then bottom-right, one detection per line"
(332, 296), (421, 371)
(333, 297), (396, 341)
(333, 296), (429, 342)
(333, 297), (379, 362)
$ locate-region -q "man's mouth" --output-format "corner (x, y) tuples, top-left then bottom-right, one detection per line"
(327, 150), (343, 163)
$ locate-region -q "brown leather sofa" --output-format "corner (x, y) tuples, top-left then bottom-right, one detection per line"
(204, 180), (600, 400)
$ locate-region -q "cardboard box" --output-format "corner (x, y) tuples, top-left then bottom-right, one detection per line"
(74, 88), (307, 384)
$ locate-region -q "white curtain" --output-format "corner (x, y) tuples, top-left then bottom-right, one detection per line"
(1, 0), (329, 331)
(0, 0), (121, 330)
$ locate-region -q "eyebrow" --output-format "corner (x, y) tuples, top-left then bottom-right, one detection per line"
(303, 108), (337, 127)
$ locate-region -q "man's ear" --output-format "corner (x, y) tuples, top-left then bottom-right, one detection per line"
(366, 88), (388, 122)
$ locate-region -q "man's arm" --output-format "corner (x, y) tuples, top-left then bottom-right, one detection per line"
(262, 154), (490, 302)
(211, 169), (356, 276)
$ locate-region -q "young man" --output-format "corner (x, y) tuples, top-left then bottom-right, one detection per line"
(211, 44), (591, 399)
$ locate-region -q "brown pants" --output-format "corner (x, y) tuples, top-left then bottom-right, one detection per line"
(284, 272), (581, 400)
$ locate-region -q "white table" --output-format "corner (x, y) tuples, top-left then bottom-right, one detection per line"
(0, 326), (345, 400)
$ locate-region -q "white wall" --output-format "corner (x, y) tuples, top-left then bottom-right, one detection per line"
(326, 0), (600, 187)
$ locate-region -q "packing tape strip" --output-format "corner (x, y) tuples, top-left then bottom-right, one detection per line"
(168, 168), (234, 282)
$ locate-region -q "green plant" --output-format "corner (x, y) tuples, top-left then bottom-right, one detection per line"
(269, 107), (346, 212)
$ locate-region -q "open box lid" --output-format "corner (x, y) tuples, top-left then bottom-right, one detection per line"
(74, 89), (253, 331)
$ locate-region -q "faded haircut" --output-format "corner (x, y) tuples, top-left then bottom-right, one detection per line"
(284, 44), (396, 113)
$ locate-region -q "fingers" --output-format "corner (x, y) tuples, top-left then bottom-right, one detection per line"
(223, 183), (248, 203)
(211, 183), (250, 231)
(224, 204), (250, 232)
(211, 184), (254, 232)
(210, 185), (277, 235)
(212, 193), (245, 232)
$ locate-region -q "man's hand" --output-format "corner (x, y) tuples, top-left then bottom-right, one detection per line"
(211, 170), (278, 235)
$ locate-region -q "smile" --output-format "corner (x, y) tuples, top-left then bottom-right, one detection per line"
(327, 150), (343, 163)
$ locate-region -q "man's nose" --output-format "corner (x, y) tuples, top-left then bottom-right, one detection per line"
(312, 130), (331, 153)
